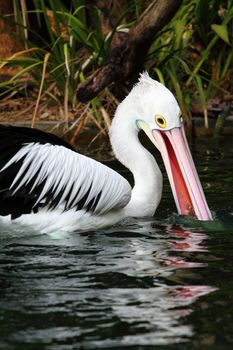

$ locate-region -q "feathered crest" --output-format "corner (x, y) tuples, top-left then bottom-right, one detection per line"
(138, 71), (152, 83)
(129, 71), (162, 99)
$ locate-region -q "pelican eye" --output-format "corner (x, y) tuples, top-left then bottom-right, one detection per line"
(155, 115), (166, 129)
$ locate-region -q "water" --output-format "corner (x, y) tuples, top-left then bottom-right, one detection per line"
(0, 137), (233, 350)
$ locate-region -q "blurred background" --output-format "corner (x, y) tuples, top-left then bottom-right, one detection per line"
(0, 0), (232, 145)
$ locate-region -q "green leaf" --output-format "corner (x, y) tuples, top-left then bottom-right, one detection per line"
(153, 67), (165, 85)
(211, 24), (230, 44)
(174, 19), (186, 49)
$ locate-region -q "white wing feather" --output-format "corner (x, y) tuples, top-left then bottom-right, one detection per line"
(1, 143), (131, 214)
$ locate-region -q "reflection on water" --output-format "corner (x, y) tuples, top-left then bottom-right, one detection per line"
(0, 138), (233, 349)
(0, 221), (219, 349)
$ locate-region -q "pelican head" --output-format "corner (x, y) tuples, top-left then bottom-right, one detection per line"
(112, 72), (212, 221)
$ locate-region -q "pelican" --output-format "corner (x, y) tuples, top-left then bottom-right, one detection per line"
(0, 73), (212, 233)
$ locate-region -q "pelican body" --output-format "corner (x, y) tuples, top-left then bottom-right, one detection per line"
(0, 73), (212, 232)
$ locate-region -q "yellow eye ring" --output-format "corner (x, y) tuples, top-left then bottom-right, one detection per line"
(155, 115), (166, 129)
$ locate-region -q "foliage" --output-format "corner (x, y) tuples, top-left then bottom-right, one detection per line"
(0, 0), (232, 132)
(148, 0), (233, 127)
(0, 0), (121, 135)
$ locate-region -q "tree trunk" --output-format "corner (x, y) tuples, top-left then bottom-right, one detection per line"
(77, 0), (182, 102)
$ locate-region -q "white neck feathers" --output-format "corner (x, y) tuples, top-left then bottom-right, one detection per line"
(109, 105), (162, 217)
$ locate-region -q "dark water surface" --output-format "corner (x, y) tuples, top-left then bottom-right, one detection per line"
(0, 137), (233, 350)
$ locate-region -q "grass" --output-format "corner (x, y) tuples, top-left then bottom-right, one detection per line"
(0, 0), (232, 138)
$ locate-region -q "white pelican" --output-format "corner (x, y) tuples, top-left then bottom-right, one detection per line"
(0, 73), (212, 233)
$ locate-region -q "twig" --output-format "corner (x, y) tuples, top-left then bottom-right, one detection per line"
(100, 106), (111, 130)
(70, 108), (91, 145)
(76, 0), (182, 102)
(31, 52), (50, 128)
(63, 103), (90, 136)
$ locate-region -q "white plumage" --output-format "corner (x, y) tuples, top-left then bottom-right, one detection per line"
(1, 142), (131, 212)
(0, 73), (212, 233)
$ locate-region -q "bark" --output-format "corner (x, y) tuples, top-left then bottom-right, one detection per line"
(76, 0), (182, 102)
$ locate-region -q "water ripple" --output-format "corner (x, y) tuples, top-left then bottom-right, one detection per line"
(0, 137), (233, 349)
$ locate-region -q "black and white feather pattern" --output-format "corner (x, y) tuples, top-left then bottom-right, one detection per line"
(0, 125), (131, 220)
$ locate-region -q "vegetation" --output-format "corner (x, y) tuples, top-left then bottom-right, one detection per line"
(149, 0), (233, 129)
(0, 0), (232, 139)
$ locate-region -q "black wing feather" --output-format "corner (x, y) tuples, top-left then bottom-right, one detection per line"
(0, 125), (131, 220)
(0, 125), (76, 219)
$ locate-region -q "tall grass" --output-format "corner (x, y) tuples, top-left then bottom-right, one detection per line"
(0, 0), (120, 135)
(0, 0), (232, 132)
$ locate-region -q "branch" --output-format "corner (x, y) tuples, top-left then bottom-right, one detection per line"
(76, 0), (182, 102)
